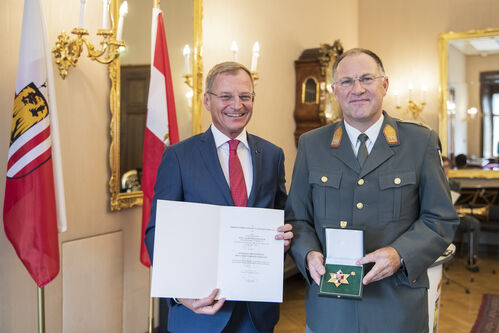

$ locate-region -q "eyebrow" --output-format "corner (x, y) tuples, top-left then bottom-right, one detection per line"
(339, 73), (377, 78)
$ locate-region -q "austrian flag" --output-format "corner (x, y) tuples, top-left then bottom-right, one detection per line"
(140, 7), (179, 267)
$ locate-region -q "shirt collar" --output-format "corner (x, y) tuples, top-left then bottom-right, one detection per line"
(210, 124), (249, 149)
(344, 114), (384, 145)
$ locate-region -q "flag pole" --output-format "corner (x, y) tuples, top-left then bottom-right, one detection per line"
(147, 1), (159, 332)
(148, 269), (154, 333)
(37, 286), (45, 333)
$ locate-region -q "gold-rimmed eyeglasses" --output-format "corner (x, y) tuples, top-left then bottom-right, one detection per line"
(333, 75), (385, 89)
(207, 91), (256, 103)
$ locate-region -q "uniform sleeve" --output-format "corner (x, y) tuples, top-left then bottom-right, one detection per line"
(285, 136), (323, 285)
(390, 130), (459, 284)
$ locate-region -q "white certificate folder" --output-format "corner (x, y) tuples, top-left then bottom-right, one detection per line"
(151, 200), (284, 303)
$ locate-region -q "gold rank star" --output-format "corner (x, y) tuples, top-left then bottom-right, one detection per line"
(328, 270), (350, 287)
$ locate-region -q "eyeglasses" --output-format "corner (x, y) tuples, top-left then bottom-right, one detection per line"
(207, 91), (255, 103)
(333, 75), (384, 89)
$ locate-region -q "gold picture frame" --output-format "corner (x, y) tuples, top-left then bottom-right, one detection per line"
(108, 0), (204, 210)
(438, 27), (499, 179)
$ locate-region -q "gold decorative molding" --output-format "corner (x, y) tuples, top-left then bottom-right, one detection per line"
(301, 76), (319, 104)
(108, 0), (143, 210)
(108, 0), (203, 210)
(108, 57), (143, 210)
(192, 0), (203, 135)
(448, 169), (499, 179)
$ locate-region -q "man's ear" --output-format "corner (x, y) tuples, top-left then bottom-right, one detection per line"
(331, 84), (338, 99)
(203, 92), (210, 110)
(382, 76), (389, 94)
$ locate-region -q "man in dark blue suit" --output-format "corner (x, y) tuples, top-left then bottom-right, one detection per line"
(145, 61), (293, 333)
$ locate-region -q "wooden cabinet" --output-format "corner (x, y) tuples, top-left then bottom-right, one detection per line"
(293, 41), (344, 146)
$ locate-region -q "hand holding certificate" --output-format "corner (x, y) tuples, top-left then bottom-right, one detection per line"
(151, 200), (286, 303)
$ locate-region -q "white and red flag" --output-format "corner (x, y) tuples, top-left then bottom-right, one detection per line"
(3, 0), (67, 287)
(140, 7), (178, 267)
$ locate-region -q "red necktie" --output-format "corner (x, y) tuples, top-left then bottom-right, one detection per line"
(228, 140), (248, 207)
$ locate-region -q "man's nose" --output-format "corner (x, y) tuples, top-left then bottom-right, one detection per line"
(351, 78), (366, 94)
(232, 96), (243, 108)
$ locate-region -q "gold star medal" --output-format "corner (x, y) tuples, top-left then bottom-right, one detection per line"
(328, 269), (354, 287)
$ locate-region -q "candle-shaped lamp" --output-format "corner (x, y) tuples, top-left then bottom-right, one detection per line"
(467, 107), (478, 119)
(251, 42), (260, 72)
(231, 41), (238, 61)
(183, 45), (191, 75)
(393, 89), (400, 107)
(421, 85), (428, 103)
(408, 83), (414, 101)
(102, 0), (111, 29)
(79, 0), (87, 28)
(186, 89), (193, 108)
(447, 101), (456, 115)
(116, 1), (128, 41)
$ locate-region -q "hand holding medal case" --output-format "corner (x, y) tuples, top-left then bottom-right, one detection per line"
(319, 225), (364, 299)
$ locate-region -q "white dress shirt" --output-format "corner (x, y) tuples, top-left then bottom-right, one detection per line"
(344, 114), (384, 156)
(210, 124), (253, 198)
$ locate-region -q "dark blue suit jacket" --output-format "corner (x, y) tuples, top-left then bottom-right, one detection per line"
(145, 128), (287, 333)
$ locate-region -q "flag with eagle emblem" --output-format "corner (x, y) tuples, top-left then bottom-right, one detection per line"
(3, 0), (67, 287)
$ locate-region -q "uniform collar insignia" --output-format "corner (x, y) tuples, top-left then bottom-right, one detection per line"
(330, 126), (343, 147)
(383, 124), (398, 145)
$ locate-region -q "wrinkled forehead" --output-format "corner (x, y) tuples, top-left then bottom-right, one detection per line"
(211, 70), (253, 92)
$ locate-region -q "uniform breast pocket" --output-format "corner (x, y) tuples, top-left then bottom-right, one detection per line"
(378, 170), (417, 221)
(309, 170), (342, 218)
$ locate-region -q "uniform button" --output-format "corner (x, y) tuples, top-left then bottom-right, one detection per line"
(356, 202), (364, 209)
(412, 279), (417, 283)
(321, 176), (328, 183)
(394, 177), (401, 185)
(358, 179), (364, 185)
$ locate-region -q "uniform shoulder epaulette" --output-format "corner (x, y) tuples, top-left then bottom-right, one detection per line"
(398, 119), (432, 130)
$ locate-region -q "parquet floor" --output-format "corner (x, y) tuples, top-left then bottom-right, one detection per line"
(275, 256), (499, 333)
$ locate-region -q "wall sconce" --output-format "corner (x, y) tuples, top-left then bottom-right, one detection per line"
(394, 84), (427, 119)
(182, 41), (260, 95)
(52, 0), (128, 79)
(465, 107), (480, 122)
(447, 100), (457, 117)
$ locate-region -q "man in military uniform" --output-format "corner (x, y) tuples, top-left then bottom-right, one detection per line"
(286, 48), (459, 332)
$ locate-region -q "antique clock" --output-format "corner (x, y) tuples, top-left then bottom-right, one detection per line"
(293, 41), (344, 146)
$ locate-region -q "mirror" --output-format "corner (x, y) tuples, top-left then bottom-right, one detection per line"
(108, 0), (204, 210)
(438, 28), (499, 179)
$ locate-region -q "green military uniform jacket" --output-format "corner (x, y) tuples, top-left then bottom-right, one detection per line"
(286, 112), (458, 333)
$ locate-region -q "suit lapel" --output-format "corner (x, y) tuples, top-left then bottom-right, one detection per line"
(196, 129), (234, 205)
(329, 121), (361, 174)
(360, 112), (399, 177)
(247, 134), (260, 208)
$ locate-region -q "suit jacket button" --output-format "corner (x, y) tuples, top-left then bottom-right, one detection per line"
(321, 176), (328, 183)
(356, 202), (364, 209)
(394, 177), (401, 185)
(358, 179), (364, 185)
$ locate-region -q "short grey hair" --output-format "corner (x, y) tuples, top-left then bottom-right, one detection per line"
(332, 48), (385, 78)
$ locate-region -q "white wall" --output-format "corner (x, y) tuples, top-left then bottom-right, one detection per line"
(202, 0), (359, 186)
